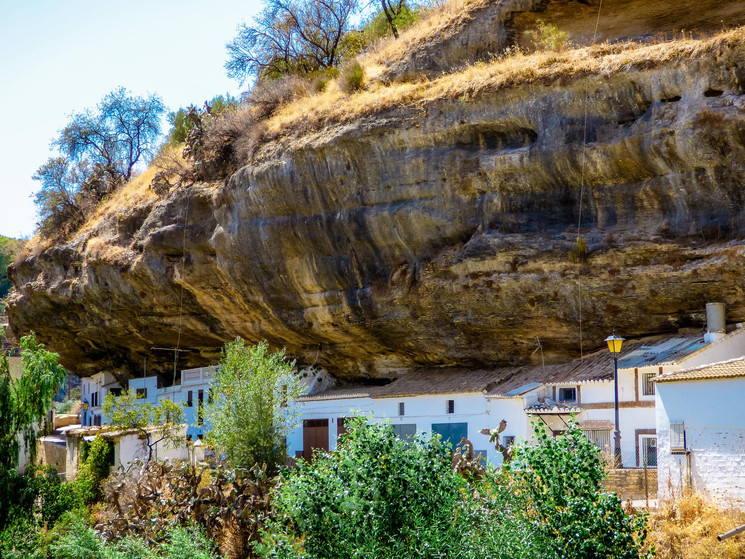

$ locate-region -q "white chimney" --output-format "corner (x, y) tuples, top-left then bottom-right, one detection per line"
(704, 302), (726, 343)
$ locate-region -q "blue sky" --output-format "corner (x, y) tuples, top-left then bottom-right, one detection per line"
(0, 0), (263, 238)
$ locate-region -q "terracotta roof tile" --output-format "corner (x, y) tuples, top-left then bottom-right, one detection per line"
(656, 357), (745, 383)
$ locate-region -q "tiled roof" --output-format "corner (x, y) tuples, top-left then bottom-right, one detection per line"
(525, 398), (580, 413)
(297, 386), (380, 402)
(300, 333), (711, 402)
(579, 420), (614, 430)
(372, 369), (503, 398)
(656, 357), (745, 383)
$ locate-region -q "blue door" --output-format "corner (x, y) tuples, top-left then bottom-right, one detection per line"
(431, 422), (468, 448)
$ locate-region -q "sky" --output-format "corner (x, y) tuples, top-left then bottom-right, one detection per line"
(0, 0), (263, 239)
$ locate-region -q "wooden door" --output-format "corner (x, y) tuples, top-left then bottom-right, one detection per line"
(303, 419), (329, 461)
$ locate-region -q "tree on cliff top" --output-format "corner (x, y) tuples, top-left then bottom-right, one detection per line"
(225, 0), (361, 83)
(33, 88), (165, 237)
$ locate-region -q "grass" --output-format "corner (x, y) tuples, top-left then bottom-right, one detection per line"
(360, 0), (493, 81)
(647, 492), (745, 559)
(247, 25), (745, 161)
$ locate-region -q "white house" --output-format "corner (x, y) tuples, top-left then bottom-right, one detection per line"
(289, 323), (745, 468)
(655, 358), (745, 506)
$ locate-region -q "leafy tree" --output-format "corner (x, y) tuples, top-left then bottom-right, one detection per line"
(56, 87), (165, 184)
(0, 332), (67, 530)
(508, 420), (651, 559)
(32, 156), (88, 236)
(33, 88), (165, 237)
(361, 2), (419, 42)
(225, 0), (361, 83)
(103, 390), (184, 463)
(258, 418), (478, 558)
(204, 338), (304, 473)
(0, 235), (22, 301)
(166, 94), (239, 147)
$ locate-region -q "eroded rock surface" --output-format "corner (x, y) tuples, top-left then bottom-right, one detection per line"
(10, 31), (745, 380)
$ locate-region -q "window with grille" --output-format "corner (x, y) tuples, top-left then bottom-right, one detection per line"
(670, 422), (686, 453)
(583, 429), (611, 452)
(398, 402), (405, 416)
(642, 373), (656, 396)
(641, 436), (657, 467)
(446, 400), (455, 414)
(558, 387), (577, 402)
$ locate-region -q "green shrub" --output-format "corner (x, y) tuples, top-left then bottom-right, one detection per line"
(525, 19), (569, 51)
(159, 525), (219, 559)
(76, 435), (114, 504)
(340, 61), (364, 92)
(258, 418), (473, 558)
(508, 420), (651, 559)
(50, 512), (104, 559)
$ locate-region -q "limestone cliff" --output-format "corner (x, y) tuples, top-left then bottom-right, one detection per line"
(9, 7), (745, 380)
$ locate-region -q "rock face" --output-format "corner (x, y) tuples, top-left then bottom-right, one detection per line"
(10, 24), (745, 380)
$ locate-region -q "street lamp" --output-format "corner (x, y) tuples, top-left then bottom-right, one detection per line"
(605, 332), (625, 468)
(82, 402), (89, 426)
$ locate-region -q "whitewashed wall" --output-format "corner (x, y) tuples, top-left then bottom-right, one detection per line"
(115, 426), (189, 467)
(289, 393), (525, 465)
(656, 377), (745, 506)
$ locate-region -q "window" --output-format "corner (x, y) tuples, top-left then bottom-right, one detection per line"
(109, 387), (122, 397)
(558, 387), (577, 402)
(670, 422), (686, 453)
(392, 423), (417, 441)
(432, 422), (468, 447)
(398, 402), (405, 416)
(446, 400), (455, 414)
(136, 388), (147, 399)
(583, 429), (611, 452)
(197, 390), (205, 426)
(642, 373), (656, 396)
(91, 392), (99, 407)
(502, 436), (515, 448)
(641, 436), (657, 467)
(186, 390), (193, 407)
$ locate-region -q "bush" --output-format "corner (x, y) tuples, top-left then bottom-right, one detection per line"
(159, 525), (219, 559)
(258, 418), (475, 558)
(76, 435), (114, 504)
(525, 19), (569, 52)
(508, 420), (651, 559)
(340, 61), (364, 92)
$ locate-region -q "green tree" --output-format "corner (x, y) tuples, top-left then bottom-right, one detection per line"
(0, 235), (22, 301)
(508, 420), (651, 559)
(34, 88), (165, 237)
(0, 332), (67, 530)
(258, 418), (478, 558)
(166, 94), (239, 147)
(204, 338), (304, 473)
(103, 390), (184, 463)
(225, 0), (361, 83)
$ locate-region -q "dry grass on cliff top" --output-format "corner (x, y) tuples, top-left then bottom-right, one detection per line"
(264, 26), (745, 144)
(359, 0), (492, 80)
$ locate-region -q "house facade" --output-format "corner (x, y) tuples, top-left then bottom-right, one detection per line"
(655, 358), (745, 506)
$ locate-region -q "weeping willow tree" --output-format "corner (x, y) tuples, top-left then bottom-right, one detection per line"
(0, 332), (67, 530)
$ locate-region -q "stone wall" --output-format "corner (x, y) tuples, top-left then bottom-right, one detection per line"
(604, 468), (657, 501)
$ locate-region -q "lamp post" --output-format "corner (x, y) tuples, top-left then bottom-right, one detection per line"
(605, 332), (625, 469)
(82, 402), (89, 427)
